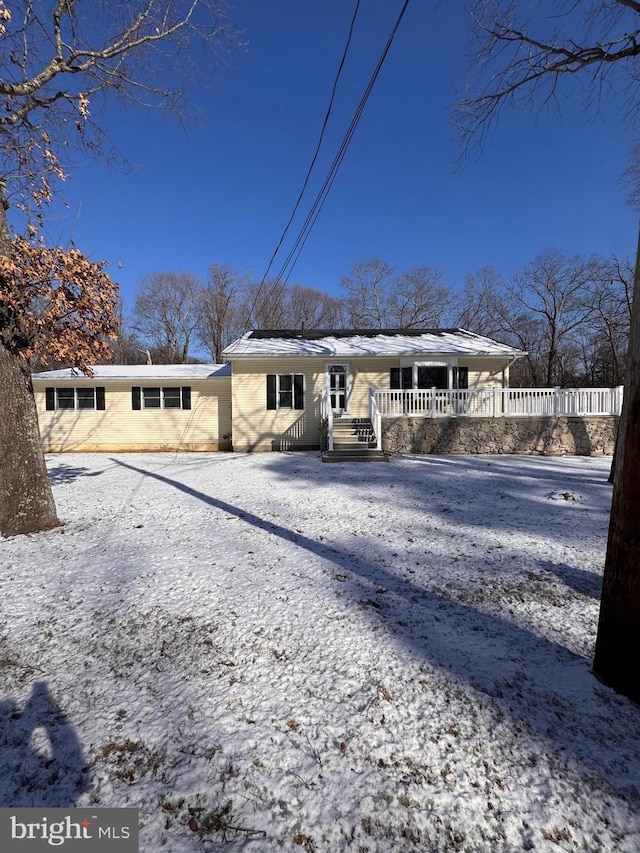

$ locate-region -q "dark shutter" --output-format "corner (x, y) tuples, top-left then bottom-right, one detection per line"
(96, 387), (106, 410)
(293, 374), (304, 410)
(458, 367), (469, 390)
(132, 386), (141, 410)
(45, 388), (55, 411)
(390, 368), (401, 389)
(402, 366), (413, 389)
(181, 386), (191, 410)
(266, 375), (277, 410)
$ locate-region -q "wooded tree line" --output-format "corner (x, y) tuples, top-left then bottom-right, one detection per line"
(113, 250), (632, 389)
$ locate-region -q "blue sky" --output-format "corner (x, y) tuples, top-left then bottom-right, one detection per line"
(35, 0), (639, 311)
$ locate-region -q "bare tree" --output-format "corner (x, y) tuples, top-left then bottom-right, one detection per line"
(341, 259), (393, 328)
(587, 257), (634, 386)
(197, 264), (248, 362)
(459, 0), (640, 700)
(134, 272), (203, 363)
(109, 300), (148, 365)
(457, 2), (640, 161)
(243, 280), (289, 330)
(387, 266), (454, 329)
(287, 284), (345, 330)
(0, 0), (236, 536)
(507, 250), (600, 387)
(455, 267), (507, 337)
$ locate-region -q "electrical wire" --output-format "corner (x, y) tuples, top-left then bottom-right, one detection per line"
(251, 0), (412, 328)
(245, 0), (362, 329)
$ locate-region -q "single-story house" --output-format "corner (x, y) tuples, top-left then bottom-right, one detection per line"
(221, 328), (525, 452)
(32, 363), (232, 452)
(32, 328), (524, 453)
(32, 329), (624, 457)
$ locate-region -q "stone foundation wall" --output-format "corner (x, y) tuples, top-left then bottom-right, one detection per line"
(381, 416), (618, 456)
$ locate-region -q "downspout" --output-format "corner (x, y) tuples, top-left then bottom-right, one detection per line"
(502, 354), (526, 416)
(502, 355), (520, 388)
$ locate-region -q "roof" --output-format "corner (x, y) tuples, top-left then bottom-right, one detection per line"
(31, 364), (232, 381)
(222, 329), (525, 359)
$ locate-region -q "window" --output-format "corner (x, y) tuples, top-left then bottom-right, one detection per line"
(390, 365), (468, 390)
(453, 367), (469, 390)
(390, 367), (413, 390)
(131, 386), (191, 410)
(45, 387), (105, 411)
(391, 366), (448, 389)
(417, 366), (447, 389)
(267, 374), (304, 410)
(142, 387), (161, 408)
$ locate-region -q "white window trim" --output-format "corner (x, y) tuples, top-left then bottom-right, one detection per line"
(56, 387), (96, 410)
(399, 358), (458, 389)
(141, 386), (183, 410)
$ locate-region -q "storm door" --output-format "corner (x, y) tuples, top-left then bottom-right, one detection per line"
(327, 364), (348, 414)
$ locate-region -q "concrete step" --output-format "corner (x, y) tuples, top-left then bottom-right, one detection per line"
(329, 417), (378, 453)
(333, 418), (375, 434)
(322, 449), (388, 463)
(333, 435), (376, 447)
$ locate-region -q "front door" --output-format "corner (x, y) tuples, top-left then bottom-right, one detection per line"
(328, 364), (348, 415)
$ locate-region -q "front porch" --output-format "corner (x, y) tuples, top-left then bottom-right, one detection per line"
(321, 386), (623, 457)
(372, 385), (624, 420)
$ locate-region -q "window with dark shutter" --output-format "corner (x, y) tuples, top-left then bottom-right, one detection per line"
(46, 387), (101, 410)
(278, 374), (293, 408)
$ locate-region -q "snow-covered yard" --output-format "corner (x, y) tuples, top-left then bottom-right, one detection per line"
(1, 451), (639, 851)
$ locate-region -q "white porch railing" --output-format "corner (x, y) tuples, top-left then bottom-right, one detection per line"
(320, 388), (334, 450)
(373, 386), (624, 418)
(368, 388), (382, 450)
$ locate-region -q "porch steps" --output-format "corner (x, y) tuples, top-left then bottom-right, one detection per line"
(322, 418), (388, 463)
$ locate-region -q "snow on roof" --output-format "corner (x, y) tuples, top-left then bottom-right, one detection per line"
(31, 363), (231, 381)
(222, 329), (525, 359)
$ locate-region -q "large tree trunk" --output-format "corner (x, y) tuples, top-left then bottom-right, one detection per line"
(0, 199), (60, 538)
(0, 343), (60, 537)
(593, 225), (640, 701)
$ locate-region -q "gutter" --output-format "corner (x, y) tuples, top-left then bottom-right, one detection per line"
(502, 352), (527, 388)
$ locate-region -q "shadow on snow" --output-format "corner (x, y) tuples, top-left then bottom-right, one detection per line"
(110, 456), (639, 808)
(0, 681), (89, 806)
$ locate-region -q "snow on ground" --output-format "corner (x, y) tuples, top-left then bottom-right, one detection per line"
(1, 451), (639, 851)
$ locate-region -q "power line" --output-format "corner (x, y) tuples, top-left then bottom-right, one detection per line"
(253, 0), (412, 326)
(245, 0), (362, 329)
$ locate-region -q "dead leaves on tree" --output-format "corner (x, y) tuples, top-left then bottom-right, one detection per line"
(0, 235), (118, 371)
